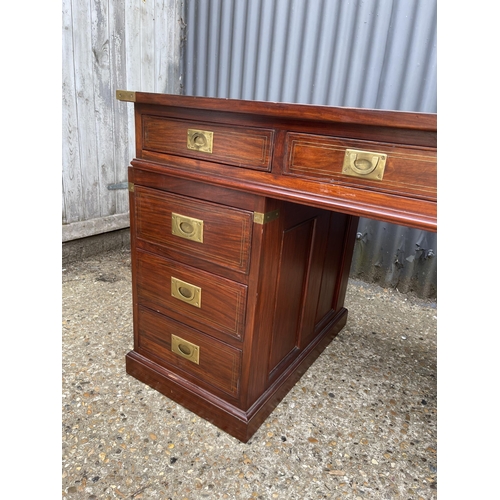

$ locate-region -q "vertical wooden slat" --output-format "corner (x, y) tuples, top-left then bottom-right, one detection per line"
(91, 0), (115, 217)
(109, 1), (130, 214)
(155, 0), (168, 93)
(71, 0), (100, 221)
(140, 1), (156, 91)
(62, 0), (83, 224)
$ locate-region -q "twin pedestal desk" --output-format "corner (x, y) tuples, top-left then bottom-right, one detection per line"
(116, 91), (437, 442)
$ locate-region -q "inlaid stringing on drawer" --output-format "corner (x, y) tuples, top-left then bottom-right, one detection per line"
(142, 115), (275, 171)
(134, 186), (253, 274)
(137, 306), (242, 398)
(284, 133), (437, 201)
(136, 250), (248, 342)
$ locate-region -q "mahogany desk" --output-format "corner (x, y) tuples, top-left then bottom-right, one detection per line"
(116, 91), (437, 442)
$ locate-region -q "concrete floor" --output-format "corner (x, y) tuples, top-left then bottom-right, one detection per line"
(62, 248), (437, 499)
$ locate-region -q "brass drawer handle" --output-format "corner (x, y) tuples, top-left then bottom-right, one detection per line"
(187, 128), (213, 153)
(171, 334), (200, 364)
(342, 149), (387, 180)
(172, 212), (204, 243)
(171, 277), (202, 308)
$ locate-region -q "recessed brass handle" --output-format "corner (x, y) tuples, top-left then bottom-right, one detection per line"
(172, 212), (204, 243)
(187, 128), (213, 153)
(171, 277), (202, 308)
(171, 334), (200, 364)
(342, 149), (387, 181)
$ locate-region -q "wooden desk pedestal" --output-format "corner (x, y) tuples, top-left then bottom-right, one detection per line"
(117, 92), (437, 442)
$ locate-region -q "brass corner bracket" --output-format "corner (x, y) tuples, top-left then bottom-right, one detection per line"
(116, 90), (136, 102)
(253, 210), (280, 225)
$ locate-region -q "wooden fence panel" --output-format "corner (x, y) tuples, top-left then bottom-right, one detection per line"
(62, 0), (183, 240)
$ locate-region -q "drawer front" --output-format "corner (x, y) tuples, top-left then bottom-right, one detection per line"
(135, 186), (253, 274)
(137, 306), (242, 398)
(136, 250), (247, 341)
(284, 133), (436, 201)
(142, 115), (274, 171)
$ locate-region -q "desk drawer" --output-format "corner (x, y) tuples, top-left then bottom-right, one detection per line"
(142, 115), (274, 171)
(136, 250), (247, 342)
(135, 186), (253, 274)
(284, 133), (436, 201)
(137, 306), (242, 398)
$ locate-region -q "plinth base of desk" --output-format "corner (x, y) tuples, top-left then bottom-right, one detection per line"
(126, 307), (348, 442)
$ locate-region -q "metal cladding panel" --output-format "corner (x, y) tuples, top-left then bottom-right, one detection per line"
(182, 0), (437, 298)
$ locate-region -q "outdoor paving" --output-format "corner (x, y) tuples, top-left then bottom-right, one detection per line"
(62, 248), (437, 499)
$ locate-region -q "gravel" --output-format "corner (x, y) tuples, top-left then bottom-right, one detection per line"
(62, 248), (437, 499)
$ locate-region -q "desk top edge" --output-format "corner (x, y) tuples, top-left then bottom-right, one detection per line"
(117, 91), (437, 132)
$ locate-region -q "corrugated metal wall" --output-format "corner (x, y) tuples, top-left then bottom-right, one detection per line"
(181, 0), (437, 299)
